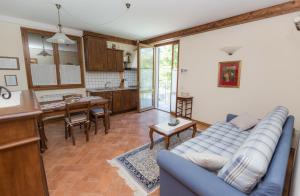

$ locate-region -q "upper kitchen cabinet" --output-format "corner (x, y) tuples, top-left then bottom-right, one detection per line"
(84, 35), (108, 71)
(107, 49), (124, 72)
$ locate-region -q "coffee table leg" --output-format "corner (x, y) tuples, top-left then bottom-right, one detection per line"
(149, 128), (154, 149)
(192, 124), (197, 138)
(165, 137), (170, 150)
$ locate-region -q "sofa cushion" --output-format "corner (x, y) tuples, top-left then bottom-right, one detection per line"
(171, 121), (250, 159)
(218, 106), (289, 193)
(183, 152), (229, 171)
(230, 113), (259, 131)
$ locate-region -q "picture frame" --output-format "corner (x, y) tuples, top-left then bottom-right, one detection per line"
(4, 75), (18, 86)
(0, 56), (20, 70)
(218, 61), (241, 88)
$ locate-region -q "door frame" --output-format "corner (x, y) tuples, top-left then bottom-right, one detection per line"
(154, 40), (180, 113)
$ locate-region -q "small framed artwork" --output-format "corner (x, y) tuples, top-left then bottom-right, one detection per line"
(218, 61), (241, 88)
(0, 56), (20, 70)
(4, 75), (18, 86)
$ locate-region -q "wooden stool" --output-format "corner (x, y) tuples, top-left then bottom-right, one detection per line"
(176, 96), (193, 119)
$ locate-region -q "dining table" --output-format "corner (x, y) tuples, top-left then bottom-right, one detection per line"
(38, 96), (109, 151)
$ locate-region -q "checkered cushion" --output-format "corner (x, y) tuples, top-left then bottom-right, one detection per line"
(218, 106), (289, 193)
(171, 122), (250, 159)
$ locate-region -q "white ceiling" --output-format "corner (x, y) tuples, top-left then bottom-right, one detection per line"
(0, 0), (289, 40)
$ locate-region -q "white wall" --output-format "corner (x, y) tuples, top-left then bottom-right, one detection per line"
(0, 21), (28, 91)
(178, 12), (300, 130)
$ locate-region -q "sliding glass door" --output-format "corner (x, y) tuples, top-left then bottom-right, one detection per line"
(138, 45), (155, 111)
(156, 42), (179, 113)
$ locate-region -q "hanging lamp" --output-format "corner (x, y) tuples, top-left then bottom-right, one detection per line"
(38, 36), (52, 56)
(47, 4), (75, 44)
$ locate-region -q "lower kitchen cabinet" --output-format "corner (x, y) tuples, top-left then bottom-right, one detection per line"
(89, 89), (137, 114)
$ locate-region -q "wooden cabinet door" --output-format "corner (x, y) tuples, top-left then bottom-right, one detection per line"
(84, 36), (107, 71)
(113, 91), (123, 113)
(130, 90), (138, 109)
(122, 90), (131, 111)
(115, 50), (124, 71)
(107, 49), (116, 71)
(121, 90), (138, 111)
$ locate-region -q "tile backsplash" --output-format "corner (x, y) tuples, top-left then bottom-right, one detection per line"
(85, 70), (137, 89)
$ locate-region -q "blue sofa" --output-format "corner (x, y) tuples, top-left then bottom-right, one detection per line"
(157, 114), (294, 196)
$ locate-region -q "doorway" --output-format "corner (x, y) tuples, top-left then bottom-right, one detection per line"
(156, 42), (179, 113)
(138, 41), (179, 113)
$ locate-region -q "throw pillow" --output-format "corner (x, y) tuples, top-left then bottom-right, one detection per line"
(184, 152), (229, 171)
(230, 113), (259, 131)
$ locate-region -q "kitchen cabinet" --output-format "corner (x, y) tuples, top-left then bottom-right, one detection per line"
(113, 90), (137, 113)
(112, 91), (123, 113)
(107, 49), (124, 72)
(122, 89), (138, 111)
(89, 89), (137, 114)
(115, 50), (124, 71)
(84, 35), (108, 71)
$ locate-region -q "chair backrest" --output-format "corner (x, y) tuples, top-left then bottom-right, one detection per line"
(65, 101), (91, 122)
(63, 94), (83, 101)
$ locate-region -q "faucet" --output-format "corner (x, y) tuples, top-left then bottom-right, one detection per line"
(104, 81), (112, 89)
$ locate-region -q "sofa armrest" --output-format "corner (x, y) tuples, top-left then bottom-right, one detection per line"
(226, 114), (237, 122)
(157, 150), (245, 196)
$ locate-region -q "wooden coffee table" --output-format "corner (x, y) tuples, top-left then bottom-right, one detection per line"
(149, 118), (197, 150)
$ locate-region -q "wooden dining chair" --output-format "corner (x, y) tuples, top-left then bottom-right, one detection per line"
(64, 101), (91, 145)
(63, 94), (83, 101)
(90, 104), (111, 135)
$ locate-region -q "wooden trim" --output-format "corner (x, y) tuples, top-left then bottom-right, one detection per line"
(21, 27), (85, 91)
(193, 119), (212, 128)
(154, 40), (180, 47)
(0, 137), (40, 151)
(142, 1), (300, 44)
(83, 31), (137, 46)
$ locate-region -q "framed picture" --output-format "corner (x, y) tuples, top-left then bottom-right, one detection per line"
(4, 75), (18, 86)
(218, 61), (241, 88)
(0, 56), (20, 70)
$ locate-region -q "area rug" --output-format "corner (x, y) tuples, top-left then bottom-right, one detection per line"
(108, 129), (199, 196)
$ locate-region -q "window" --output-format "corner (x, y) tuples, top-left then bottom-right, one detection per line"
(21, 28), (84, 90)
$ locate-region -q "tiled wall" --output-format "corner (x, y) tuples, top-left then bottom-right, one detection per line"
(85, 70), (137, 89)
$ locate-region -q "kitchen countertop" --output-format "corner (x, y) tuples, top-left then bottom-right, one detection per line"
(87, 87), (138, 93)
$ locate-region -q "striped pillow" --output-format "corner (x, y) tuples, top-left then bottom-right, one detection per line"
(218, 106), (289, 193)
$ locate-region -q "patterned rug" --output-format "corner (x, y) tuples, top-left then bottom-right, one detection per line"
(108, 129), (198, 195)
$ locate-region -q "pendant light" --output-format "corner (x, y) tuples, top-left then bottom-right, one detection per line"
(47, 4), (75, 44)
(38, 36), (52, 56)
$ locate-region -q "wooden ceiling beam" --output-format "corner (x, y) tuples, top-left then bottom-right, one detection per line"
(83, 31), (137, 46)
(141, 1), (300, 44)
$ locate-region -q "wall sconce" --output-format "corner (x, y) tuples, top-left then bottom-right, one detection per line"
(295, 15), (300, 31)
(221, 46), (241, 56)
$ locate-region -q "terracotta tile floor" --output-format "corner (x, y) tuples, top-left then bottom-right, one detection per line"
(43, 109), (208, 196)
